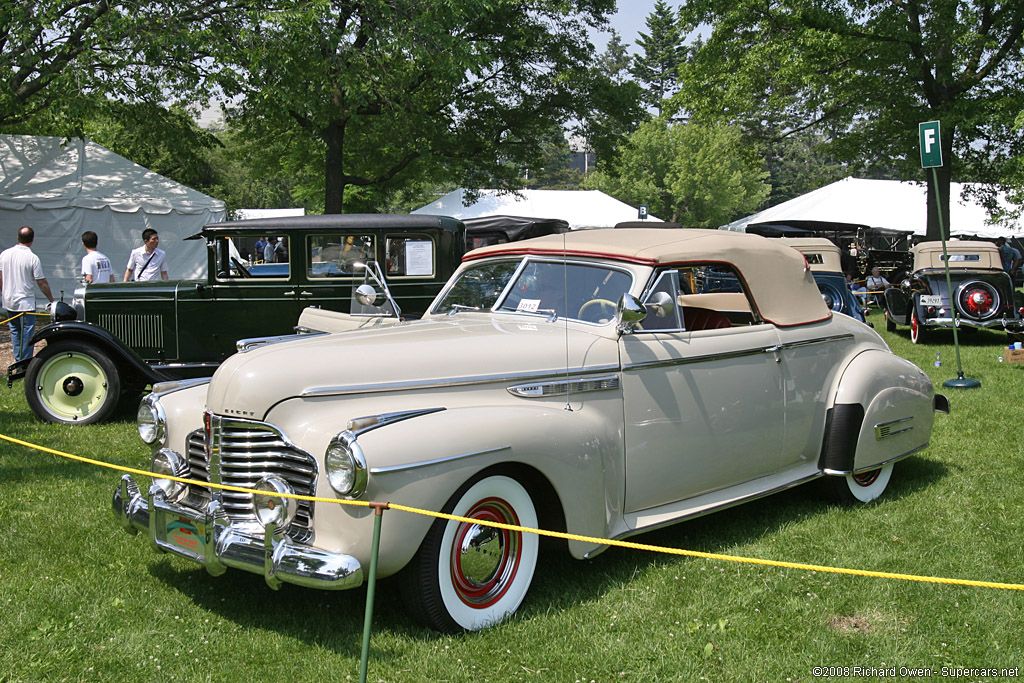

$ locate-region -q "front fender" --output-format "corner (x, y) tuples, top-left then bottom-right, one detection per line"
(30, 321), (175, 386)
(264, 397), (623, 576)
(821, 349), (938, 475)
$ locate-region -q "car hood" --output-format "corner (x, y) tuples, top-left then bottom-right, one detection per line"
(206, 315), (618, 419)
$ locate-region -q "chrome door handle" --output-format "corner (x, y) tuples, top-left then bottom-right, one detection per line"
(300, 291), (312, 296)
(283, 290), (296, 296)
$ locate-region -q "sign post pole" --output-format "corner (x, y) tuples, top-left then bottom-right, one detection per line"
(919, 120), (980, 389)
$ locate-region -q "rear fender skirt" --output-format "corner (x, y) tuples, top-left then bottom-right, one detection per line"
(818, 403), (865, 474)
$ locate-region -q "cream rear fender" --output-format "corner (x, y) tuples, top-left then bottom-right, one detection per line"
(264, 396), (624, 575)
(821, 349), (938, 476)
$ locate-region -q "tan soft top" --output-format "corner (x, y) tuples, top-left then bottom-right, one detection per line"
(777, 237), (843, 273)
(465, 228), (830, 327)
(912, 240), (1001, 271)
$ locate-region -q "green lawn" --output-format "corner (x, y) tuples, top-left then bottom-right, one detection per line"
(1, 323), (1022, 682)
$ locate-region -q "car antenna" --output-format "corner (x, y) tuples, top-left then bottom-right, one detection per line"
(563, 232), (573, 412)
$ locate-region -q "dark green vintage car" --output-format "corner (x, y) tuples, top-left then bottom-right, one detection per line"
(9, 214), (465, 424)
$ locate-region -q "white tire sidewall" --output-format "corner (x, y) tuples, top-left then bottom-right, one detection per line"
(844, 463), (894, 503)
(437, 476), (539, 631)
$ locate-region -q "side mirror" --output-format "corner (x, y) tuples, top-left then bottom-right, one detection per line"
(355, 283), (384, 307)
(644, 291), (674, 318)
(616, 294), (647, 334)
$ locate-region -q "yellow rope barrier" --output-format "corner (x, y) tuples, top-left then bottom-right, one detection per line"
(0, 310), (49, 325)
(2, 431), (1022, 592)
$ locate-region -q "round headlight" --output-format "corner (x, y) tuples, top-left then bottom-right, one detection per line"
(151, 449), (189, 503)
(253, 476), (297, 530)
(325, 433), (366, 497)
(137, 398), (166, 445)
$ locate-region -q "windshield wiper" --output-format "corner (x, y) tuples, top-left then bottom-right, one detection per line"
(446, 303), (484, 316)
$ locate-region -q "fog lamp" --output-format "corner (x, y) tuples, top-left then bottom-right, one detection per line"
(151, 449), (189, 503)
(325, 433), (367, 497)
(137, 396), (166, 446)
(253, 476), (297, 530)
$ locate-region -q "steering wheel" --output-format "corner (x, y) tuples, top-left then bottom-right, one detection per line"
(577, 298), (617, 322)
(231, 257), (252, 278)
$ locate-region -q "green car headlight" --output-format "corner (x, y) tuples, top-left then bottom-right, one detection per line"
(137, 396), (166, 446)
(325, 432), (366, 497)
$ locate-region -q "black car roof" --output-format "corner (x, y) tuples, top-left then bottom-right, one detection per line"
(191, 213), (463, 238)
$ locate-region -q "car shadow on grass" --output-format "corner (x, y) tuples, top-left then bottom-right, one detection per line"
(524, 454), (949, 623)
(142, 455), (948, 645)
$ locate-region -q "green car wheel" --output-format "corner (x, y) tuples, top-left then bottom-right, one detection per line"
(25, 341), (121, 425)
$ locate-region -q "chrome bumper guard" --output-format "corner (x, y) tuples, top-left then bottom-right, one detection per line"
(921, 315), (1008, 330)
(112, 474), (363, 591)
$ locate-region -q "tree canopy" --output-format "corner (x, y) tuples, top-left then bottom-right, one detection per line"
(584, 117), (769, 227)
(675, 0), (1024, 239)
(630, 0), (686, 115)
(205, 0), (637, 213)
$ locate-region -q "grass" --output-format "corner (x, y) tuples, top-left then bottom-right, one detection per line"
(1, 321), (1023, 682)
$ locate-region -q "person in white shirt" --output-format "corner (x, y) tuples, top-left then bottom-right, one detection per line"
(0, 226), (55, 361)
(865, 266), (890, 306)
(81, 231), (114, 284)
(123, 229), (169, 281)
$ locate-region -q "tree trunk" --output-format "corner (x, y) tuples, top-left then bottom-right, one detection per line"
(324, 121), (346, 214)
(924, 124), (954, 243)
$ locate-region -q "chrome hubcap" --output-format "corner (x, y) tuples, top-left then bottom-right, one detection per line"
(450, 497), (521, 608)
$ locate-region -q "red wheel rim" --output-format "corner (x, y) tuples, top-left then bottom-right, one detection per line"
(449, 497), (522, 609)
(852, 469), (880, 487)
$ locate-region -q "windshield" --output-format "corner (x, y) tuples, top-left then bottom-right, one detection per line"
(434, 258), (633, 324)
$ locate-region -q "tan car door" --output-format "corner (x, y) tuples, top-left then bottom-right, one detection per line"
(619, 320), (785, 514)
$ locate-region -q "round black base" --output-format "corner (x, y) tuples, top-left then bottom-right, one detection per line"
(943, 377), (981, 389)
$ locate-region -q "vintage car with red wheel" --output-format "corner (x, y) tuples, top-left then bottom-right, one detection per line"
(881, 240), (1024, 344)
(112, 229), (948, 632)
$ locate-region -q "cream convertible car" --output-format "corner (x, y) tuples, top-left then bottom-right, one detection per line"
(113, 229), (948, 632)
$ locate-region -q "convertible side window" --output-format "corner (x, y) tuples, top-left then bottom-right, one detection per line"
(639, 270), (684, 331)
(307, 234), (376, 278)
(656, 264), (758, 331)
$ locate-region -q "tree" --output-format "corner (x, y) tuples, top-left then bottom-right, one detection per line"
(675, 0), (1024, 240)
(630, 0), (686, 115)
(208, 0), (634, 213)
(597, 30), (633, 84)
(584, 117), (769, 226)
(1, 0), (235, 132)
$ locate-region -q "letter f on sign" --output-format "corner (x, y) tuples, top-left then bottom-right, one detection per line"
(919, 121), (942, 168)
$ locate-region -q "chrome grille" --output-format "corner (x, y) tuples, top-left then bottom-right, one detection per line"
(185, 417), (317, 542)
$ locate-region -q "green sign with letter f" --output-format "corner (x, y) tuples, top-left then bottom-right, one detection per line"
(919, 121), (942, 168)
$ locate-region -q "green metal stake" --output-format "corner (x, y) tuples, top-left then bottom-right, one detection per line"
(931, 167), (980, 389)
(359, 502), (388, 683)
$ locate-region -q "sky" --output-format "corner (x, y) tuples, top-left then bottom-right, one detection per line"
(598, 1), (663, 53)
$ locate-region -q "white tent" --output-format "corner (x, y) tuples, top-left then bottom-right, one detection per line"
(233, 208), (305, 220)
(413, 188), (660, 229)
(0, 135), (226, 301)
(723, 177), (1024, 238)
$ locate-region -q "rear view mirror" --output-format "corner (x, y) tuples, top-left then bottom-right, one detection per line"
(616, 294), (647, 334)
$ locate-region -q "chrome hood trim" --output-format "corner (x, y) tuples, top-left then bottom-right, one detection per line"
(206, 316), (620, 418)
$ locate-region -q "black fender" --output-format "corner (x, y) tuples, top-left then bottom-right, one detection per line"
(883, 288), (909, 323)
(22, 321), (177, 386)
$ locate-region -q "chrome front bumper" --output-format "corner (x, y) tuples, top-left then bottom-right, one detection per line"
(112, 474), (363, 591)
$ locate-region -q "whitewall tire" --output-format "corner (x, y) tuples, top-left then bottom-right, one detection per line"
(401, 474), (539, 632)
(828, 463), (894, 504)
